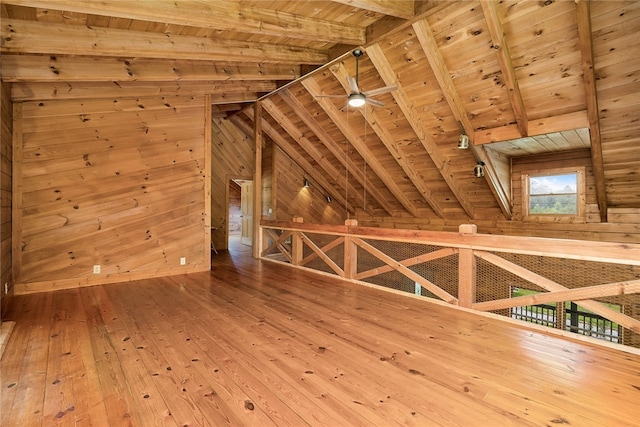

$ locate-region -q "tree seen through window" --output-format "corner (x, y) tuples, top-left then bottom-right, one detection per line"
(528, 173), (578, 215)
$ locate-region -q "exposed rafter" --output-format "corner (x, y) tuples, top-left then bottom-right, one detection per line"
(302, 76), (417, 217)
(261, 98), (363, 214)
(413, 17), (512, 219)
(2, 0), (365, 45)
(1, 19), (328, 64)
(576, 0), (608, 222)
(480, 0), (528, 138)
(366, 43), (477, 219)
(330, 62), (446, 218)
(277, 89), (393, 217)
(240, 111), (357, 215)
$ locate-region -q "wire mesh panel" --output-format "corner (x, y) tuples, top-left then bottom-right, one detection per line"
(300, 232), (345, 276)
(477, 251), (640, 347)
(261, 228), (291, 262)
(357, 239), (458, 302)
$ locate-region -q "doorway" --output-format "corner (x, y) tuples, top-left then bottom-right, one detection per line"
(229, 179), (253, 248)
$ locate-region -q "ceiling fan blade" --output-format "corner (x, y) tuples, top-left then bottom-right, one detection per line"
(315, 94), (348, 99)
(362, 84), (398, 98)
(346, 75), (360, 94)
(365, 98), (385, 107)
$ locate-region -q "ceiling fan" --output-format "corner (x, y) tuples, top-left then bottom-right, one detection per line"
(317, 48), (397, 108)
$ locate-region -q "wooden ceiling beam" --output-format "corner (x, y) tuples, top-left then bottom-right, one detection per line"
(331, 62), (445, 218)
(1, 54), (301, 83)
(261, 98), (362, 214)
(366, 44), (476, 219)
(302, 76), (417, 217)
(3, 0), (365, 45)
(413, 17), (512, 219)
(329, 0), (415, 19)
(277, 88), (394, 217)
(1, 18), (329, 64)
(475, 111), (589, 145)
(239, 111), (356, 215)
(576, 0), (608, 222)
(480, 0), (528, 138)
(11, 81), (274, 101)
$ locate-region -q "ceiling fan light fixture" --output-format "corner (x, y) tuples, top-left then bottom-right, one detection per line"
(348, 93), (366, 108)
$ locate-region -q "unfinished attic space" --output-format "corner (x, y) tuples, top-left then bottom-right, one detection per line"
(1, 0), (639, 426)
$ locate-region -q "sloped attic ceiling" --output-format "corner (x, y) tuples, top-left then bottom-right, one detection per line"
(2, 0), (638, 222)
(229, 0), (639, 223)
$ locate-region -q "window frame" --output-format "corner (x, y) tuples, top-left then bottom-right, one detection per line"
(522, 167), (586, 220)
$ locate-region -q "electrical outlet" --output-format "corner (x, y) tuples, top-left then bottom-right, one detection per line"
(4, 283), (8, 294)
(180, 257), (186, 265)
(93, 265), (101, 274)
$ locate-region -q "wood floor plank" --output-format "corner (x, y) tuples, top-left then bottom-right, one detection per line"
(1, 294), (49, 426)
(108, 281), (274, 427)
(42, 291), (79, 426)
(63, 290), (110, 427)
(89, 286), (177, 426)
(4, 292), (54, 427)
(124, 279), (346, 427)
(81, 287), (148, 426)
(1, 238), (639, 426)
(163, 276), (495, 425)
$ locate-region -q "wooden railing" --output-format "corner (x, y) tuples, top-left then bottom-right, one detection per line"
(259, 219), (640, 344)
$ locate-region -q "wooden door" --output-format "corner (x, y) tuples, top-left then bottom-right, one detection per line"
(240, 181), (253, 246)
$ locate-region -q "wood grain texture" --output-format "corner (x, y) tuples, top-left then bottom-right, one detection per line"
(13, 95), (210, 293)
(2, 240), (639, 426)
(1, 82), (13, 317)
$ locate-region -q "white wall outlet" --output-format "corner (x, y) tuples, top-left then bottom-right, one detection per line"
(93, 265), (101, 274)
(4, 283), (8, 294)
(180, 257), (186, 265)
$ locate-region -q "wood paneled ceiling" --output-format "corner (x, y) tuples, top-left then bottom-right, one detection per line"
(2, 0), (638, 222)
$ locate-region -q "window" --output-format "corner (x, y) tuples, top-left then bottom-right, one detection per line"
(523, 168), (585, 218)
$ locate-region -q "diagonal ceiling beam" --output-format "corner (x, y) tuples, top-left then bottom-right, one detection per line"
(261, 98), (364, 215)
(330, 62), (445, 218)
(1, 54), (301, 82)
(329, 0), (415, 19)
(1, 18), (328, 64)
(576, 0), (608, 222)
(302, 76), (419, 217)
(237, 111), (357, 215)
(2, 0), (365, 45)
(413, 17), (512, 219)
(365, 44), (476, 219)
(480, 0), (528, 137)
(277, 89), (395, 217)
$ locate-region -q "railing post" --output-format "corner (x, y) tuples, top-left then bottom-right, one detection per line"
(458, 224), (477, 308)
(291, 216), (304, 265)
(344, 219), (358, 279)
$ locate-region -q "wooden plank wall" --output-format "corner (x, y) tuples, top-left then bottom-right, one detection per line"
(1, 82), (12, 315)
(13, 95), (210, 294)
(273, 144), (346, 225)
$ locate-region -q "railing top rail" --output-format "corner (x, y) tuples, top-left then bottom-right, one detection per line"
(260, 220), (640, 265)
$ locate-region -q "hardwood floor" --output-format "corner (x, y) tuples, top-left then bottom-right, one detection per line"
(2, 239), (639, 426)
